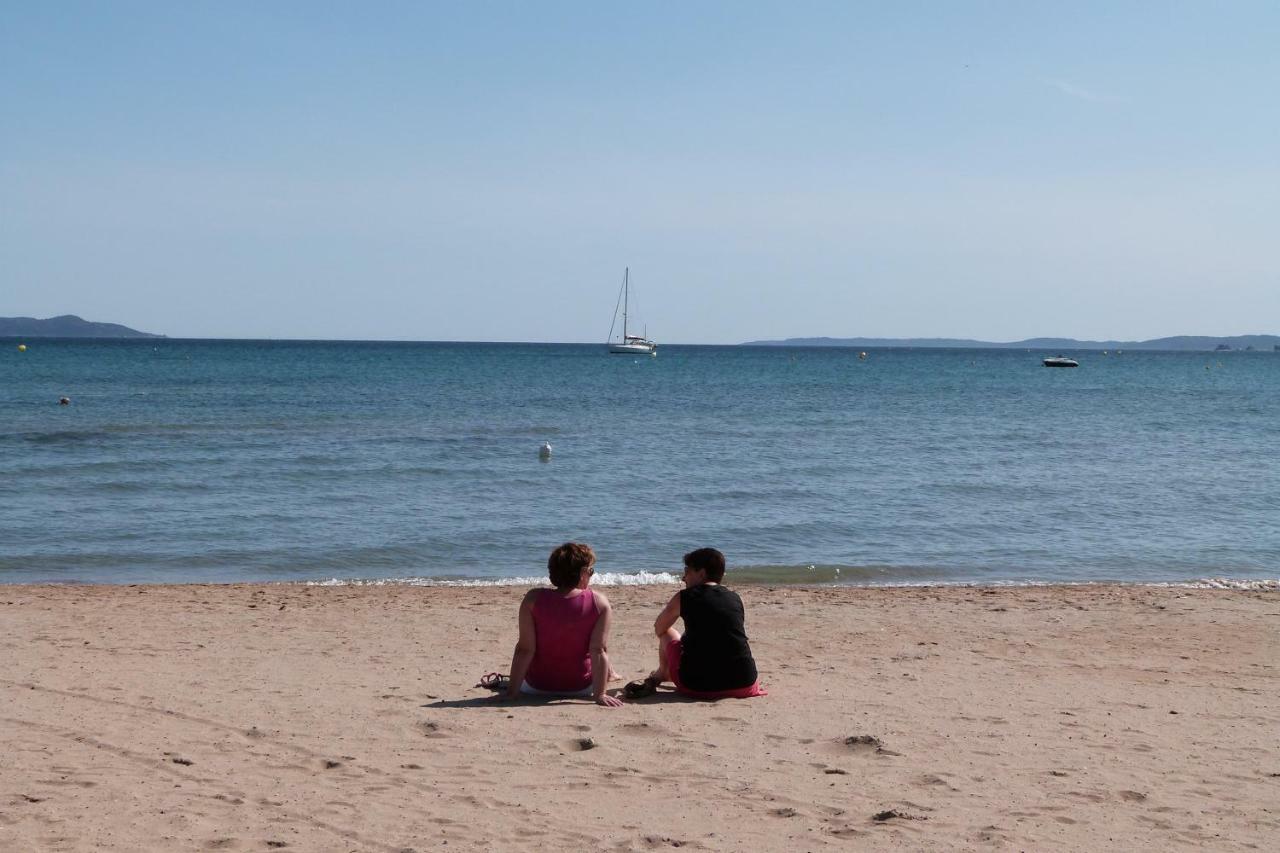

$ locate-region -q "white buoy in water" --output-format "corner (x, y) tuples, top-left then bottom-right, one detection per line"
(538, 441), (552, 461)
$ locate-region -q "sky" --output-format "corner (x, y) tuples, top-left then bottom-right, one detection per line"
(3, 2), (1278, 343)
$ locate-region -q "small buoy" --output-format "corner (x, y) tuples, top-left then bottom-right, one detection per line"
(17, 343), (26, 352)
(59, 397), (71, 405)
(858, 351), (867, 360)
(538, 441), (552, 461)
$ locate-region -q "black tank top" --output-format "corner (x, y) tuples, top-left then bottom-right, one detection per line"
(678, 584), (757, 691)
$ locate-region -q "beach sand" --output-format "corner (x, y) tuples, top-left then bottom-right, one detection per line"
(2, 583), (1277, 851)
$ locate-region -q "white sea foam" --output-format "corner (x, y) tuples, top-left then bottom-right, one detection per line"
(1176, 577), (1280, 591)
(302, 573), (1280, 590)
(306, 571), (681, 588)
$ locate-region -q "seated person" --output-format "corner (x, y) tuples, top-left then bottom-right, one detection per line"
(627, 547), (766, 700)
(499, 542), (623, 707)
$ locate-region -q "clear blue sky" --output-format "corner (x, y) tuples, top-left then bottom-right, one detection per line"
(3, 2), (1277, 342)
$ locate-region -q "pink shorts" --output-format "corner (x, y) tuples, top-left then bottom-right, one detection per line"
(667, 638), (767, 700)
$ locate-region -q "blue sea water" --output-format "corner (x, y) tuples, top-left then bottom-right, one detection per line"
(1, 339), (1278, 587)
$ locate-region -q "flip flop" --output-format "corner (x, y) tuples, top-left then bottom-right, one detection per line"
(478, 672), (510, 691)
(623, 676), (660, 699)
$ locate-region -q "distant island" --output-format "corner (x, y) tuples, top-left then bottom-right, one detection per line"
(0, 315), (163, 338)
(742, 334), (1280, 352)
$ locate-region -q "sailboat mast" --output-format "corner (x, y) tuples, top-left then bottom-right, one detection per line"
(622, 267), (629, 339)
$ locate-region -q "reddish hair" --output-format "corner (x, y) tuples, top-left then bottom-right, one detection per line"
(547, 542), (595, 589)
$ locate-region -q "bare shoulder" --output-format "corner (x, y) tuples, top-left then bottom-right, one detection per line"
(521, 588), (542, 605)
(591, 589), (612, 612)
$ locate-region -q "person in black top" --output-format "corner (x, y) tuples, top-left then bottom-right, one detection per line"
(624, 548), (765, 699)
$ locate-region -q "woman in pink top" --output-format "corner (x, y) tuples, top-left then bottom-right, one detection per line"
(500, 542), (623, 707)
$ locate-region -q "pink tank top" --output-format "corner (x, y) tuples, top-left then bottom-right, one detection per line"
(524, 588), (600, 692)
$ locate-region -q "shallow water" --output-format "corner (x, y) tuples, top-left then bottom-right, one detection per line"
(2, 340), (1277, 586)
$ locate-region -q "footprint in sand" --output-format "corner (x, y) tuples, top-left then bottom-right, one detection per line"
(417, 720), (447, 739)
(916, 774), (957, 790)
(871, 809), (925, 822)
(831, 734), (901, 757)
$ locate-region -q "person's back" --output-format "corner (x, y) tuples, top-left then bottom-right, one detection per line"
(496, 542), (624, 707)
(525, 588), (599, 692)
(626, 547), (765, 700)
(677, 583), (757, 692)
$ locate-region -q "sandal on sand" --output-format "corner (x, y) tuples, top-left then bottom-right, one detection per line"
(623, 676), (661, 699)
(478, 672), (510, 692)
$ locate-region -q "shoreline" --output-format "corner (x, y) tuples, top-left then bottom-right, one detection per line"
(4, 582), (1277, 850)
(6, 576), (1278, 591)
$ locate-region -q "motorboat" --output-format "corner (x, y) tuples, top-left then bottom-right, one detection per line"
(1043, 356), (1079, 368)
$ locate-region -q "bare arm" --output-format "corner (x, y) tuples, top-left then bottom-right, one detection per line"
(654, 591), (681, 637)
(504, 591), (538, 699)
(589, 592), (623, 707)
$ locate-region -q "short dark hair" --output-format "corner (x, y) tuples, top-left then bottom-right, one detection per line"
(683, 547), (726, 582)
(548, 542), (595, 588)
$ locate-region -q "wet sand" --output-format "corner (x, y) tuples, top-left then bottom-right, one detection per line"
(2, 583), (1277, 851)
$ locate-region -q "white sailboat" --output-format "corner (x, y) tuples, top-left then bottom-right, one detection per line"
(607, 267), (657, 355)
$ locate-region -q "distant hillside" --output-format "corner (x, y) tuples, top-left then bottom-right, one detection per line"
(742, 334), (1280, 351)
(0, 315), (163, 338)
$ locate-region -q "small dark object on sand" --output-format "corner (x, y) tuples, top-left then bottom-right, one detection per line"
(323, 759), (342, 769)
(577, 737), (596, 751)
(873, 809), (918, 822)
(171, 756), (193, 766)
(478, 672), (510, 691)
(845, 735), (883, 748)
(624, 675), (661, 699)
(773, 807), (798, 817)
(824, 768), (849, 775)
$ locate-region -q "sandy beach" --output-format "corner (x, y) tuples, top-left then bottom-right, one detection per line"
(2, 583), (1277, 851)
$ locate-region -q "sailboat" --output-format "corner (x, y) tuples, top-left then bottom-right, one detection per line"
(607, 267), (657, 355)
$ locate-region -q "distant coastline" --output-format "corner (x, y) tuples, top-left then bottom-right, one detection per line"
(741, 334), (1280, 352)
(0, 315), (163, 338)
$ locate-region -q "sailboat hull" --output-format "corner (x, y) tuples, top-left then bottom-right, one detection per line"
(609, 343), (657, 355)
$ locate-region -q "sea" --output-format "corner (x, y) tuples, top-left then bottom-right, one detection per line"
(2, 339), (1278, 588)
